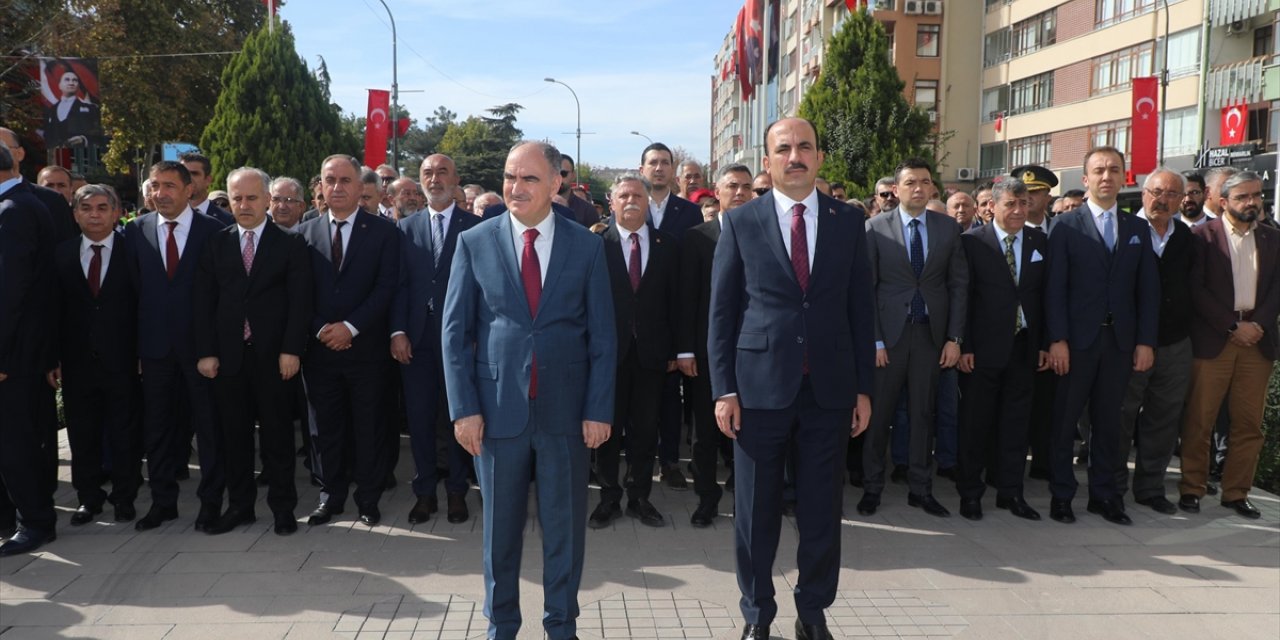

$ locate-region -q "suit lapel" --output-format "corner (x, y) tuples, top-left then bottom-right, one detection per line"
(248, 224), (279, 284)
(491, 214), (528, 321)
(140, 213), (165, 273)
(603, 224), (631, 296)
(338, 210), (371, 275)
(753, 194), (797, 289)
(539, 215), (572, 316)
(809, 196), (838, 285)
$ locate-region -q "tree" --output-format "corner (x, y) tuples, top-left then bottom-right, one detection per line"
(400, 105), (456, 176)
(438, 103), (523, 191)
(798, 8), (936, 197)
(200, 20), (348, 188)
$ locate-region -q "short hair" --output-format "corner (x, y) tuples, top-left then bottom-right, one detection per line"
(38, 165), (72, 181)
(755, 170), (770, 179)
(0, 144), (12, 171)
(359, 166), (379, 186)
(510, 140), (562, 176)
(73, 183), (120, 210)
(830, 181), (845, 191)
(227, 167), (272, 193)
(1062, 188), (1085, 198)
(270, 176), (304, 195)
(462, 183), (483, 193)
(1181, 171), (1205, 190)
(612, 171), (652, 196)
(1204, 166), (1239, 186)
(973, 182), (994, 197)
(716, 163), (752, 183)
(893, 157), (934, 183)
(762, 117), (822, 150)
(1141, 167), (1184, 190)
(1220, 170), (1263, 199)
(178, 152), (212, 175)
(150, 160), (192, 185)
(388, 177), (419, 197)
(560, 153), (575, 168)
(639, 142), (673, 165)
(321, 154), (361, 174)
(1082, 145), (1125, 170)
(875, 176), (896, 191)
(375, 163), (396, 174)
(678, 159), (702, 173)
(991, 178), (1029, 202)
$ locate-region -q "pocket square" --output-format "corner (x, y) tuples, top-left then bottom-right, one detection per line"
(1128, 235), (1140, 245)
(1030, 250), (1044, 263)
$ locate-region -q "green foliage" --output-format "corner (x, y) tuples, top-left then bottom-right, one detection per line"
(575, 162), (611, 204)
(200, 20), (349, 190)
(797, 9), (936, 196)
(437, 103), (523, 191)
(399, 105), (456, 177)
(1258, 362), (1280, 495)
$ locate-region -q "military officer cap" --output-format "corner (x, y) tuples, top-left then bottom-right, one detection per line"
(1010, 164), (1059, 192)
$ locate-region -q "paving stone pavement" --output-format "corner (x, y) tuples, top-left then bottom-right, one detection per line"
(1, 432), (1277, 639)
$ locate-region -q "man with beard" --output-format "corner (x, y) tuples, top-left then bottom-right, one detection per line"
(873, 176), (898, 217)
(558, 154), (598, 227)
(1179, 172), (1212, 228)
(1178, 171), (1278, 519)
(388, 177), (423, 220)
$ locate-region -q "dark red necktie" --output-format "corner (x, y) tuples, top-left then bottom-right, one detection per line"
(521, 229), (542, 398)
(165, 221), (179, 280)
(331, 220), (347, 270)
(628, 232), (642, 292)
(790, 203), (809, 292)
(88, 244), (104, 297)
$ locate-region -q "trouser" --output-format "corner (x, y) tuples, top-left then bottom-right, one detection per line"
(956, 331), (1034, 500)
(863, 324), (941, 496)
(889, 367), (958, 469)
(597, 347), (664, 504)
(214, 346), (298, 516)
(1178, 342), (1272, 502)
(1117, 338), (1192, 500)
(1048, 329), (1130, 502)
(303, 360), (388, 510)
(140, 354), (223, 510)
(0, 374), (58, 533)
(63, 365), (142, 509)
(688, 357), (725, 506)
(401, 347), (469, 498)
(656, 371), (684, 466)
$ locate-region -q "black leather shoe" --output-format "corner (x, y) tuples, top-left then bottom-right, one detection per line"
(588, 501), (622, 529)
(1087, 498), (1132, 525)
(959, 498), (982, 521)
(857, 492), (880, 516)
(0, 528), (56, 556)
(690, 501), (717, 528)
(996, 496), (1041, 521)
(446, 492), (469, 523)
(135, 505), (179, 531)
(740, 623), (769, 640)
(936, 466), (957, 480)
(890, 464), (908, 484)
(1136, 495), (1178, 515)
(70, 504), (102, 526)
(306, 503), (344, 526)
(1049, 498), (1075, 523)
(1205, 481), (1219, 496)
(1221, 499), (1262, 519)
(273, 512), (297, 536)
(358, 505), (381, 526)
(626, 498), (665, 527)
(406, 496), (437, 525)
(193, 503), (221, 532)
(1178, 494), (1201, 513)
(205, 508), (256, 535)
(908, 493), (951, 517)
(795, 619), (834, 640)
(114, 503), (136, 523)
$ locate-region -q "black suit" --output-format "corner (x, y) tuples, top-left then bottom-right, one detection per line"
(194, 201), (234, 227)
(650, 194), (702, 469)
(678, 217), (726, 504)
(596, 223), (680, 504)
(194, 222), (313, 516)
(0, 184), (58, 534)
(22, 182), (77, 243)
(956, 224), (1047, 500)
(296, 209), (400, 511)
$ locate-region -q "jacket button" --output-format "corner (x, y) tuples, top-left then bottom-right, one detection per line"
(796, 336), (804, 344)
(802, 302), (810, 309)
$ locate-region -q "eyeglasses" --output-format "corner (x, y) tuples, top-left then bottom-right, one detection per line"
(212, 199), (230, 208)
(1184, 189), (1203, 197)
(878, 192), (896, 199)
(1144, 188), (1184, 200)
(380, 176), (395, 184)
(271, 196), (303, 205)
(753, 188), (769, 196)
(560, 170), (570, 177)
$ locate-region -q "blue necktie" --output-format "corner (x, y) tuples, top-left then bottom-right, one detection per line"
(431, 213), (445, 268)
(1102, 211), (1115, 253)
(909, 218), (926, 321)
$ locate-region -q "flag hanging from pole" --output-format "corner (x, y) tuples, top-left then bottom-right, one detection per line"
(364, 89), (390, 169)
(1129, 76), (1158, 175)
(1220, 102), (1246, 145)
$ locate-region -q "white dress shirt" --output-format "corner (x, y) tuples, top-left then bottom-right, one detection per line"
(649, 193), (670, 229)
(323, 210), (361, 338)
(771, 188), (819, 267)
(156, 207), (195, 272)
(509, 210), (556, 286)
(427, 203), (454, 242)
(1137, 211), (1176, 258)
(1181, 210), (1216, 227)
(618, 224), (650, 276)
(191, 199), (210, 217)
(79, 233), (115, 287)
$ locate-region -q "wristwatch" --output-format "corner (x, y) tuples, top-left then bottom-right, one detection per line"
(948, 336), (963, 346)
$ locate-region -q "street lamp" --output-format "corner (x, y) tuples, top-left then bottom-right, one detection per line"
(377, 0), (400, 174)
(544, 77), (581, 170)
(630, 130), (653, 144)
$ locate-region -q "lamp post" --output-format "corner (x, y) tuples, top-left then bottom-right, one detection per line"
(544, 77), (581, 169)
(377, 0), (400, 174)
(630, 130), (653, 144)
(1159, 0), (1169, 165)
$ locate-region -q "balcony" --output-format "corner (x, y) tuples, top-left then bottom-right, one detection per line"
(1209, 0), (1271, 26)
(1204, 55), (1268, 108)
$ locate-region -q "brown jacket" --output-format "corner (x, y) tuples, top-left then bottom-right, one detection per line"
(1188, 217), (1280, 360)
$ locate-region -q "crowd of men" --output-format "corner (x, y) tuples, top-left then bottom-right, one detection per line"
(1, 117), (1277, 638)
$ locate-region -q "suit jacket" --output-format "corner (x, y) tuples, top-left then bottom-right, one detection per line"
(565, 192), (600, 227)
(1149, 219), (1194, 347)
(295, 209), (401, 364)
(1188, 217), (1280, 360)
(0, 185), (56, 375)
(1045, 205), (1160, 352)
(677, 217), (720, 361)
(708, 192), (876, 410)
(442, 212), (616, 437)
(864, 208), (969, 349)
(651, 193), (701, 244)
(52, 232), (138, 375)
(42, 98), (103, 147)
(197, 202), (234, 227)
(391, 205), (479, 350)
(193, 222), (313, 377)
(959, 224), (1047, 368)
(601, 223), (680, 371)
(19, 182), (77, 243)
(124, 210), (223, 361)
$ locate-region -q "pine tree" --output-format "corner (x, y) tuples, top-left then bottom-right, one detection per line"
(798, 9), (936, 196)
(200, 20), (346, 189)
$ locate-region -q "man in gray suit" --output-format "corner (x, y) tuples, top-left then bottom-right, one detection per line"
(859, 157), (968, 518)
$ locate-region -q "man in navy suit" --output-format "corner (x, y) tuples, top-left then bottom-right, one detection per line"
(709, 118), (875, 640)
(124, 161), (226, 532)
(390, 154), (479, 525)
(1045, 146), (1160, 526)
(443, 141), (615, 640)
(181, 152), (233, 227)
(295, 155), (401, 527)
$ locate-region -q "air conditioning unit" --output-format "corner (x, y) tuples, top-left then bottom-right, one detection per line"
(923, 0), (943, 15)
(1226, 19), (1250, 35)
(957, 167), (976, 181)
(903, 0), (923, 15)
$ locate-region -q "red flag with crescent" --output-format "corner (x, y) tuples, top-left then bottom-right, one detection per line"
(1220, 102), (1246, 145)
(1130, 76), (1158, 175)
(364, 89), (390, 169)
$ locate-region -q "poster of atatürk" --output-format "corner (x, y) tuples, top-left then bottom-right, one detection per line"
(37, 57), (105, 148)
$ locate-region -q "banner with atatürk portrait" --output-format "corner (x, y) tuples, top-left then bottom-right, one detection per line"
(36, 57), (105, 149)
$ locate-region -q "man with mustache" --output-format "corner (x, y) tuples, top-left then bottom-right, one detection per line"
(1178, 170), (1278, 520)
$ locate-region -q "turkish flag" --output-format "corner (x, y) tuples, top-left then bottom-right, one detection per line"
(994, 112), (1003, 133)
(1129, 76), (1158, 175)
(735, 8), (752, 100)
(364, 89), (390, 169)
(1221, 103), (1246, 145)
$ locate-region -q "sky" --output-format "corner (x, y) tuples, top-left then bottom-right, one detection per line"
(285, 0), (740, 170)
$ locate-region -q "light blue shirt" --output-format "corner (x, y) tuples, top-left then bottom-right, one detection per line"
(0, 176), (20, 201)
(993, 223), (1027, 329)
(898, 207), (929, 262)
(1086, 199), (1118, 246)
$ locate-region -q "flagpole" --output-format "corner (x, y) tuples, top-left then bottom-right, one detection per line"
(376, 0), (400, 175)
(1158, 0), (1169, 164)
(267, 0), (274, 33)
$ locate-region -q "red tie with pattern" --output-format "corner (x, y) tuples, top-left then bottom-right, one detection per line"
(791, 203), (810, 373)
(165, 221), (179, 280)
(88, 244), (104, 298)
(628, 232), (642, 292)
(521, 228), (542, 398)
(242, 230), (255, 340)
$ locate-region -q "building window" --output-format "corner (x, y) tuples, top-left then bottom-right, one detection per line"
(1155, 28), (1201, 79)
(1161, 107), (1198, 157)
(1254, 25), (1274, 58)
(1096, 0), (1156, 28)
(1091, 43), (1153, 96)
(1010, 134), (1052, 166)
(1010, 72), (1053, 115)
(917, 25), (940, 57)
(914, 80), (938, 110)
(980, 142), (1007, 177)
(982, 85), (1009, 122)
(984, 28), (1011, 68)
(1089, 119), (1131, 155)
(1247, 107), (1268, 143)
(1012, 9), (1056, 57)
